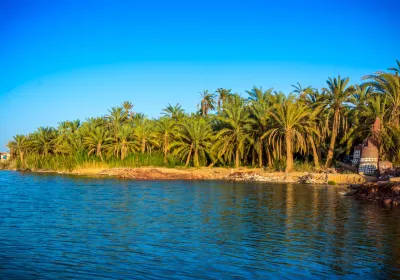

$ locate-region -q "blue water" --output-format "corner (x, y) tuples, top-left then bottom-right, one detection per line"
(0, 171), (399, 279)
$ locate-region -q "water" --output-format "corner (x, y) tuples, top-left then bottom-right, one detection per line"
(0, 171), (399, 279)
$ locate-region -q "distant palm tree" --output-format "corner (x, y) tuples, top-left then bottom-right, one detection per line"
(109, 124), (138, 160)
(156, 117), (176, 162)
(134, 120), (158, 153)
(122, 101), (134, 118)
(216, 88), (232, 111)
(323, 76), (355, 167)
(83, 126), (112, 161)
(162, 103), (185, 120)
(171, 117), (213, 167)
(31, 127), (57, 157)
(199, 90), (216, 116)
(106, 107), (129, 140)
(7, 135), (30, 167)
(247, 86), (273, 103)
(213, 94), (253, 168)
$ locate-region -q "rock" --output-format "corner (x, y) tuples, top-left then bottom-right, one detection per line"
(384, 199), (393, 204)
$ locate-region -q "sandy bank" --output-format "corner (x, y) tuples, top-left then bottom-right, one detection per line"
(27, 167), (369, 184)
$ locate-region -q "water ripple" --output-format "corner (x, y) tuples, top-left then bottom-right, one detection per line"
(1, 171), (400, 279)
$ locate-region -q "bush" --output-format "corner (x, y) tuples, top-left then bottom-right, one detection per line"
(328, 180), (337, 185)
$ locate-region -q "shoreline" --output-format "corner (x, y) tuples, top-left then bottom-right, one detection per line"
(2, 166), (369, 185)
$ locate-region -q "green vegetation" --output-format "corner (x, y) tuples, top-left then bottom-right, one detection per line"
(6, 61), (400, 172)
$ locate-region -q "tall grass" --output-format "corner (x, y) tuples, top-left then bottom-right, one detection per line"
(0, 161), (11, 170)
(19, 151), (183, 171)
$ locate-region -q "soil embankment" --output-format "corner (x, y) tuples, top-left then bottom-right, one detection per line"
(38, 167), (367, 184)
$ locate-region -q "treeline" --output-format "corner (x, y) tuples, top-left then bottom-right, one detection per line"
(7, 60), (400, 172)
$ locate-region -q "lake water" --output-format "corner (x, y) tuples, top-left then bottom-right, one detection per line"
(0, 171), (399, 279)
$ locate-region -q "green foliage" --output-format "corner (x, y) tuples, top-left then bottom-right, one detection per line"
(6, 62), (400, 172)
(327, 181), (337, 185)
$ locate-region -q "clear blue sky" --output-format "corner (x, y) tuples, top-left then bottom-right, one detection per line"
(0, 0), (399, 150)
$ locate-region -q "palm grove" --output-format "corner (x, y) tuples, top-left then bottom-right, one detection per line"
(7, 61), (400, 173)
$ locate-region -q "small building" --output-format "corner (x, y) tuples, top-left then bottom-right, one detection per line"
(358, 138), (379, 175)
(0, 152), (10, 161)
(351, 117), (391, 176)
(351, 145), (362, 165)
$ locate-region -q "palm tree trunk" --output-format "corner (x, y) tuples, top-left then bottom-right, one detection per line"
(308, 135), (320, 169)
(141, 139), (146, 153)
(194, 146), (199, 167)
(267, 148), (273, 168)
(325, 109), (339, 168)
(20, 151), (24, 168)
(185, 144), (193, 166)
(235, 148), (240, 168)
(285, 130), (293, 173)
(97, 143), (104, 161)
(163, 135), (168, 163)
(258, 140), (263, 168)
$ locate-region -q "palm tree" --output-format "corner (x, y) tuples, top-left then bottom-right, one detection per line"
(31, 127), (57, 157)
(263, 95), (320, 173)
(106, 107), (129, 140)
(162, 103), (185, 120)
(122, 101), (134, 118)
(247, 86), (274, 167)
(7, 135), (30, 167)
(156, 117), (176, 162)
(83, 126), (111, 161)
(323, 76), (355, 167)
(388, 60), (400, 74)
(171, 117), (213, 167)
(213, 94), (253, 168)
(216, 88), (232, 111)
(363, 69), (400, 127)
(109, 124), (138, 160)
(134, 119), (158, 153)
(199, 90), (216, 116)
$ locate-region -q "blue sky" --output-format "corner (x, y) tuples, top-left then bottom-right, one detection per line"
(0, 0), (399, 150)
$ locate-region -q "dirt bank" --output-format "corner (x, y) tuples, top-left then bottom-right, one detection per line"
(29, 167), (368, 184)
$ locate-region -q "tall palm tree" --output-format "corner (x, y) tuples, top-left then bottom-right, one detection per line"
(7, 135), (30, 167)
(363, 70), (400, 127)
(263, 95), (320, 173)
(247, 86), (274, 167)
(170, 117), (213, 167)
(83, 126), (112, 161)
(216, 88), (232, 111)
(323, 76), (355, 167)
(199, 90), (216, 116)
(213, 94), (253, 168)
(106, 107), (129, 140)
(122, 101), (134, 119)
(162, 103), (185, 120)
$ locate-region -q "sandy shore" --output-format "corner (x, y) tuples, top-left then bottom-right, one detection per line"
(28, 167), (369, 185)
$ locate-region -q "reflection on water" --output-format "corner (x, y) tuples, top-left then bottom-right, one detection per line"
(0, 171), (399, 279)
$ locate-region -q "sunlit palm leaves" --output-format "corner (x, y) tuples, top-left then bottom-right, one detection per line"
(171, 117), (213, 167)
